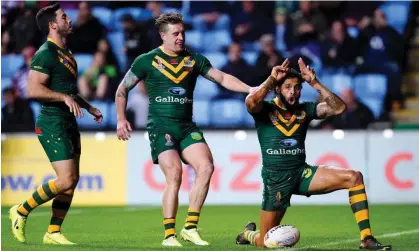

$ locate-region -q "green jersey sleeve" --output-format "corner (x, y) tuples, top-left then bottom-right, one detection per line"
(130, 54), (149, 79)
(303, 101), (319, 120)
(194, 54), (212, 76)
(249, 101), (273, 122)
(30, 49), (55, 75)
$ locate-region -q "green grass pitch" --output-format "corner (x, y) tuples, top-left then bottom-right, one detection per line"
(2, 204), (419, 250)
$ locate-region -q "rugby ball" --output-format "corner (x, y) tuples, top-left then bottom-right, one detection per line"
(264, 225), (300, 248)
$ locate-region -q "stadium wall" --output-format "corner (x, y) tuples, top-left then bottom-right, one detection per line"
(2, 131), (418, 206)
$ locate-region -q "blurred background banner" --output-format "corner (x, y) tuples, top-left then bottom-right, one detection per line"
(1, 135), (126, 206)
(125, 131), (419, 206)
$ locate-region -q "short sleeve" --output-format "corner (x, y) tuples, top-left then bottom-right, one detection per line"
(130, 54), (148, 79)
(194, 53), (212, 76)
(303, 102), (319, 120)
(30, 50), (55, 75)
(249, 101), (273, 122)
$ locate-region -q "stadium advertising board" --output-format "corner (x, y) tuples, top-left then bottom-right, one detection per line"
(1, 135), (126, 206)
(127, 131), (419, 205)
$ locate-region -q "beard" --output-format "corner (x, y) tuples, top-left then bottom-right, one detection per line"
(279, 92), (300, 110)
(57, 24), (72, 37)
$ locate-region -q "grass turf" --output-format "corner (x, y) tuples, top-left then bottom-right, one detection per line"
(2, 204), (418, 250)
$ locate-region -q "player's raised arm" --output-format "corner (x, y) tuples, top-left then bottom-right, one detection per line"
(203, 67), (252, 93)
(297, 58), (347, 118)
(115, 69), (140, 140)
(246, 59), (290, 113)
(27, 70), (83, 118)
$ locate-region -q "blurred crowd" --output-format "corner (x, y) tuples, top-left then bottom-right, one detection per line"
(1, 1), (415, 132)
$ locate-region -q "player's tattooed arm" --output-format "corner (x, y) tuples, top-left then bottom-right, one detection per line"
(115, 70), (140, 120)
(246, 60), (290, 113)
(297, 58), (346, 119)
(313, 81), (347, 119)
(204, 67), (251, 93)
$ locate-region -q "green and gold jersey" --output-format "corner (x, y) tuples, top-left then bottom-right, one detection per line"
(130, 46), (212, 121)
(30, 38), (78, 116)
(251, 98), (318, 171)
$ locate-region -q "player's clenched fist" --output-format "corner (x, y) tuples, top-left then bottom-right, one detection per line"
(117, 119), (132, 141)
(271, 59), (290, 82)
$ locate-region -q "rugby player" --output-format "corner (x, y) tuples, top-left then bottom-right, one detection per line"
(9, 3), (103, 245)
(115, 12), (252, 247)
(235, 58), (391, 250)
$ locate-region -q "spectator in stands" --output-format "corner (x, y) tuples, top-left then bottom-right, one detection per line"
(2, 87), (34, 132)
(9, 7), (41, 53)
(322, 88), (375, 129)
(290, 1), (328, 45)
(321, 20), (357, 69)
(144, 1), (163, 50)
(190, 2), (229, 31)
(218, 43), (253, 99)
(231, 1), (272, 43)
(1, 30), (12, 54)
(356, 8), (404, 103)
(97, 38), (120, 74)
(12, 46), (36, 99)
(67, 1), (106, 54)
(78, 51), (117, 101)
(274, 8), (293, 53)
(254, 34), (284, 84)
(120, 14), (149, 69)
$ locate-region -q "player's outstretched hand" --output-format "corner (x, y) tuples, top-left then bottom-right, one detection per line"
(88, 107), (103, 123)
(298, 57), (316, 83)
(117, 119), (132, 141)
(64, 95), (83, 118)
(271, 58), (290, 82)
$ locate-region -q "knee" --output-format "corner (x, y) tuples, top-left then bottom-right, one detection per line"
(196, 162), (214, 180)
(57, 173), (79, 191)
(348, 170), (364, 188)
(165, 165), (183, 187)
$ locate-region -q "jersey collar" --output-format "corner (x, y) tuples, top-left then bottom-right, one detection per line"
(47, 37), (65, 49)
(273, 97), (287, 110)
(159, 46), (179, 57)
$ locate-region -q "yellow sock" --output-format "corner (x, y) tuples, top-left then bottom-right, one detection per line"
(349, 184), (372, 240)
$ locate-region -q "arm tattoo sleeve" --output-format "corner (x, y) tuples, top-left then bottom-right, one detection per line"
(116, 88), (127, 99)
(121, 70), (139, 90)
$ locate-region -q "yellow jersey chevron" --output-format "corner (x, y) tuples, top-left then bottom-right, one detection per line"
(130, 47), (212, 120)
(249, 99), (319, 170)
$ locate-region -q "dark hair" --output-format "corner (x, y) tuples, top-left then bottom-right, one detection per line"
(2, 87), (16, 95)
(36, 3), (60, 35)
(155, 12), (184, 33)
(276, 68), (304, 87)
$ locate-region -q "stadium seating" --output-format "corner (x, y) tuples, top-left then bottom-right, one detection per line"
(185, 30), (202, 52)
(210, 99), (245, 127)
(108, 101), (118, 129)
(193, 100), (210, 126)
(92, 7), (113, 30)
(353, 74), (387, 99)
(107, 32), (127, 71)
(194, 76), (220, 100)
(73, 54), (93, 75)
(361, 97), (384, 119)
(63, 9), (78, 24)
(380, 2), (410, 34)
(203, 52), (227, 70)
(202, 30), (232, 52)
(242, 52), (258, 66)
(1, 78), (13, 90)
(1, 55), (24, 78)
(29, 101), (41, 121)
(76, 101), (108, 129)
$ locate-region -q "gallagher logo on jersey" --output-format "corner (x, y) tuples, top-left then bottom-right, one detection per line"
(278, 138), (297, 148)
(168, 87), (186, 95)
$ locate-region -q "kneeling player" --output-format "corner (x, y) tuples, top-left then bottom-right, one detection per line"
(235, 58), (391, 250)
